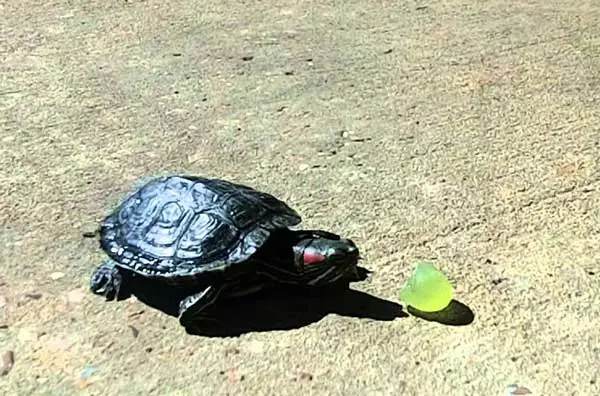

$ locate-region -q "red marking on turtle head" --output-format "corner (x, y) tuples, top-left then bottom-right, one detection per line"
(303, 251), (326, 265)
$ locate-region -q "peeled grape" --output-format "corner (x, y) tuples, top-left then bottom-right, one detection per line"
(400, 262), (453, 312)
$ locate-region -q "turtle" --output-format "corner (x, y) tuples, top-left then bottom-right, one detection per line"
(89, 175), (361, 328)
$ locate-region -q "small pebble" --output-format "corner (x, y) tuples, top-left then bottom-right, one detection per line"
(78, 381), (90, 389)
(225, 346), (240, 356)
(80, 366), (97, 380)
(506, 383), (532, 395)
(22, 293), (42, 302)
(0, 350), (14, 376)
(49, 272), (65, 280)
(296, 372), (313, 382)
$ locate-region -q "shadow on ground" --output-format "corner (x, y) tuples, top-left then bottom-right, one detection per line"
(406, 299), (475, 326)
(122, 267), (407, 337)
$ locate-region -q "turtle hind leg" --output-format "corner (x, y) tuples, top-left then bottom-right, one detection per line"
(178, 285), (223, 328)
(90, 259), (131, 301)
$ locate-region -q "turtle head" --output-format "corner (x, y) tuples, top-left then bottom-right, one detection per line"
(292, 231), (360, 286)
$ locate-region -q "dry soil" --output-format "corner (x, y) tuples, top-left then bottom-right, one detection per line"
(1, 0), (599, 395)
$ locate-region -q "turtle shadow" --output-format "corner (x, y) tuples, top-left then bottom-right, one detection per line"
(126, 268), (407, 337)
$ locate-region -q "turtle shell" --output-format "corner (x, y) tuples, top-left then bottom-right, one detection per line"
(99, 175), (301, 278)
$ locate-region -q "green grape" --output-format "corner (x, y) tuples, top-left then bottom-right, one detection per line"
(400, 262), (453, 312)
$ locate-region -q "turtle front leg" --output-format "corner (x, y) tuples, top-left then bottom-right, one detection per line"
(178, 285), (223, 328)
(90, 259), (131, 301)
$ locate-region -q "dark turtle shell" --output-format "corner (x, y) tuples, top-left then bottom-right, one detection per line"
(99, 175), (301, 278)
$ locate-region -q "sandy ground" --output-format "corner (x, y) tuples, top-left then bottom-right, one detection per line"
(1, 0), (600, 395)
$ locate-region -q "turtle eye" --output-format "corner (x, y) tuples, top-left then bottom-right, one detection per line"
(303, 251), (326, 265)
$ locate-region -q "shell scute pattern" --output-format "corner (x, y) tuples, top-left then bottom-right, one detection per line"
(119, 185), (195, 259)
(176, 212), (243, 262)
(100, 175), (301, 278)
(226, 183), (301, 229)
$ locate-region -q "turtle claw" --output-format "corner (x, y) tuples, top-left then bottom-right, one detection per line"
(90, 261), (129, 301)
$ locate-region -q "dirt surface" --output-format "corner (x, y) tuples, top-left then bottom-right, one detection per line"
(1, 0), (600, 395)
